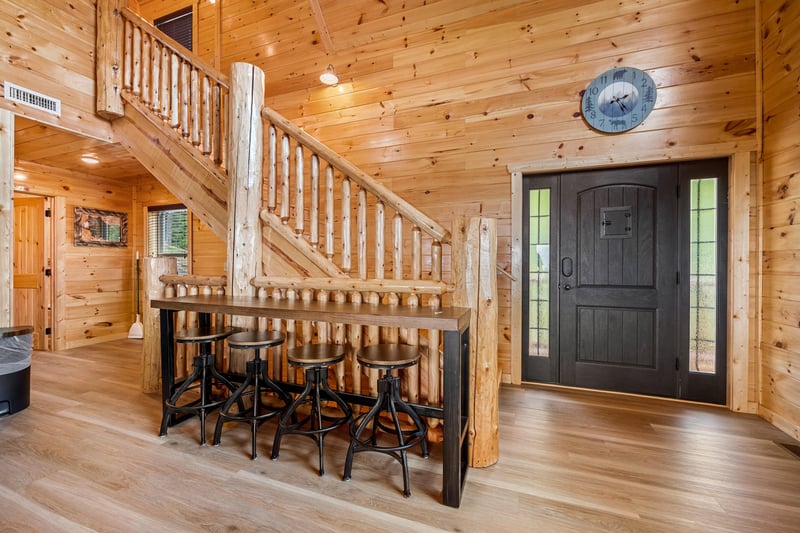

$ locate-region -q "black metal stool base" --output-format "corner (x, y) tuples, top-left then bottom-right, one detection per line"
(272, 365), (351, 476)
(343, 373), (428, 497)
(213, 355), (292, 460)
(159, 353), (241, 446)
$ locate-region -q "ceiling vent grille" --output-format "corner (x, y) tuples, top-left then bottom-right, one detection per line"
(4, 82), (61, 116)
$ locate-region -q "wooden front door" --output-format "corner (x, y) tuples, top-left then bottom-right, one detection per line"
(559, 165), (679, 397)
(13, 196), (48, 350)
(522, 160), (728, 403)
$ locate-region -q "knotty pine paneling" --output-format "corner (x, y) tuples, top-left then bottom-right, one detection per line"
(0, 0), (112, 141)
(761, 0), (800, 438)
(136, 0), (759, 383)
(13, 161), (136, 349)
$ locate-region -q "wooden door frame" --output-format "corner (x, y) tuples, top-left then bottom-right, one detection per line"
(509, 151), (756, 414)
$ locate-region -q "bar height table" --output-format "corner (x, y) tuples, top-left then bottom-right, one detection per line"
(151, 293), (471, 508)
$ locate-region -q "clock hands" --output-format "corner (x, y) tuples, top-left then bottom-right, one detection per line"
(610, 94), (630, 112)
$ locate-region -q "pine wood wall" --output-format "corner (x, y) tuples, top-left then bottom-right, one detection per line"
(760, 0), (800, 440)
(0, 0), (112, 141)
(13, 162), (134, 349)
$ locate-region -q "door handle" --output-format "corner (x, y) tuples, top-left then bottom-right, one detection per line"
(561, 257), (573, 277)
(563, 284), (572, 291)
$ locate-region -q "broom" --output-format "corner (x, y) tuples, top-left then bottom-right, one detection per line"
(128, 252), (144, 339)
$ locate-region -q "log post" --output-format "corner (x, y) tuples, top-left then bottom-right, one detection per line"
(141, 257), (177, 394)
(226, 62), (265, 358)
(0, 110), (13, 327)
(452, 216), (499, 467)
(96, 0), (127, 119)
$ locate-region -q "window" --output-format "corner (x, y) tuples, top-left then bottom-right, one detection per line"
(155, 6), (193, 51)
(527, 188), (551, 357)
(148, 205), (188, 274)
(688, 178), (718, 373)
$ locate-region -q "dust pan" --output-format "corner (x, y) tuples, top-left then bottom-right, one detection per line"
(128, 255), (144, 339)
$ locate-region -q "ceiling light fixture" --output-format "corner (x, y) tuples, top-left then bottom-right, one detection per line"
(319, 64), (339, 86)
(81, 154), (99, 165)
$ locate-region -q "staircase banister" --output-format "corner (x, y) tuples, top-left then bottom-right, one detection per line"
(121, 7), (229, 89)
(262, 107), (451, 244)
(252, 276), (453, 295)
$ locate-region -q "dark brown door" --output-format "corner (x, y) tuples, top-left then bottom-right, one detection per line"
(558, 165), (679, 397)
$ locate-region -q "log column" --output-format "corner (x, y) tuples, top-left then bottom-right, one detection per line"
(96, 0), (127, 119)
(141, 257), (177, 394)
(226, 62), (265, 371)
(453, 216), (499, 467)
(0, 110), (12, 327)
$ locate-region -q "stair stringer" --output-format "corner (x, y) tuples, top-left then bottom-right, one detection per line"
(112, 96), (229, 240)
(260, 211), (348, 278)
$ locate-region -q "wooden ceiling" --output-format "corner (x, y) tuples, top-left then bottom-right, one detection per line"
(14, 116), (148, 181)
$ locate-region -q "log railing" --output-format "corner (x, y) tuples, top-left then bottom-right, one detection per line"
(157, 274), (228, 377)
(261, 108), (451, 283)
(115, 6), (229, 169)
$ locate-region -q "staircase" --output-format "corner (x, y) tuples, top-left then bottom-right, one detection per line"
(96, 0), (500, 467)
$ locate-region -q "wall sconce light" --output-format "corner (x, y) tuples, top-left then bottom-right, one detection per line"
(319, 64), (339, 86)
(81, 154), (100, 165)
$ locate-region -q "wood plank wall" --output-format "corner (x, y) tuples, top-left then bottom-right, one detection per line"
(0, 0), (112, 141)
(139, 0), (759, 384)
(13, 161), (135, 349)
(759, 0), (800, 440)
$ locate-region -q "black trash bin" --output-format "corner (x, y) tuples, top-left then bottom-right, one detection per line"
(0, 326), (33, 416)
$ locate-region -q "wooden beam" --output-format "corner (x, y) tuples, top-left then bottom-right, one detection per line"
(308, 0), (335, 53)
(0, 110), (13, 327)
(141, 257), (177, 394)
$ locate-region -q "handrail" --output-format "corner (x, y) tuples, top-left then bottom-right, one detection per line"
(262, 107), (450, 244)
(252, 276), (452, 295)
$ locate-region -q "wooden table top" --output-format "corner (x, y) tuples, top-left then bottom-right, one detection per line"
(151, 294), (471, 331)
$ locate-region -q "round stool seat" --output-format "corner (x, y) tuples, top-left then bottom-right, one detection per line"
(287, 343), (345, 366)
(356, 344), (419, 370)
(175, 326), (239, 344)
(228, 329), (285, 349)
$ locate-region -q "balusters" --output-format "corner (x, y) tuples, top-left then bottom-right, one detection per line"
(132, 25), (141, 96)
(281, 134), (291, 224)
(141, 34), (151, 106)
(180, 61), (190, 138)
(358, 187), (367, 278)
(348, 290), (363, 395)
(267, 124), (277, 213)
(341, 177), (352, 273)
(150, 41), (161, 113)
(325, 164), (335, 261)
(310, 154), (319, 248)
(333, 290), (347, 390)
(295, 146), (304, 236)
(169, 54), (179, 128)
(201, 75), (211, 154)
(159, 46), (169, 119)
(375, 200), (385, 279)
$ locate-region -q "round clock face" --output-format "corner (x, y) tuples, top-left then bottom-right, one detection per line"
(581, 67), (656, 133)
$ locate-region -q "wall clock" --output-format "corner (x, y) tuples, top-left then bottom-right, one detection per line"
(581, 67), (657, 133)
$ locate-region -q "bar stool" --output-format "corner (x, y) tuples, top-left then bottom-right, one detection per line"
(159, 325), (240, 445)
(343, 343), (428, 497)
(212, 330), (291, 460)
(272, 343), (352, 476)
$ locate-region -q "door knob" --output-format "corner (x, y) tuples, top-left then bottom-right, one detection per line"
(563, 284), (572, 291)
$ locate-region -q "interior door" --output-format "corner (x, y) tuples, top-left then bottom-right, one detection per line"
(558, 165), (679, 397)
(13, 196), (46, 350)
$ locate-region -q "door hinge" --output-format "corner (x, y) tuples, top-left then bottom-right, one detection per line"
(44, 268), (52, 277)
(676, 184), (681, 198)
(45, 208), (51, 217)
(676, 271), (680, 285)
(675, 357), (680, 371)
(45, 327), (52, 335)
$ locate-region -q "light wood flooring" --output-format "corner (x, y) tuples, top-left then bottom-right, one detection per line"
(1, 340), (799, 532)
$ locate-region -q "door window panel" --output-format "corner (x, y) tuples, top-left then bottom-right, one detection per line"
(528, 189), (550, 357)
(689, 178), (717, 373)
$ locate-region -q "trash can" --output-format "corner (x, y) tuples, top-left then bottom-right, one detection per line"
(0, 326), (33, 416)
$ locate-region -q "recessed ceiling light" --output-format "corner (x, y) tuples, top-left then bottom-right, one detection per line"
(81, 154), (99, 164)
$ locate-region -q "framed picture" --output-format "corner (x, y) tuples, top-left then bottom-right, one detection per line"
(73, 207), (128, 247)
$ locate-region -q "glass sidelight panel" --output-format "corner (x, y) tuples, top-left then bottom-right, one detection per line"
(689, 178), (717, 373)
(528, 189), (551, 356)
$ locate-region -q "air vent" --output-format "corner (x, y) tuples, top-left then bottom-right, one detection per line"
(4, 82), (61, 116)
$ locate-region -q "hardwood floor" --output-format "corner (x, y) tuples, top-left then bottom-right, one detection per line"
(1, 340), (799, 532)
